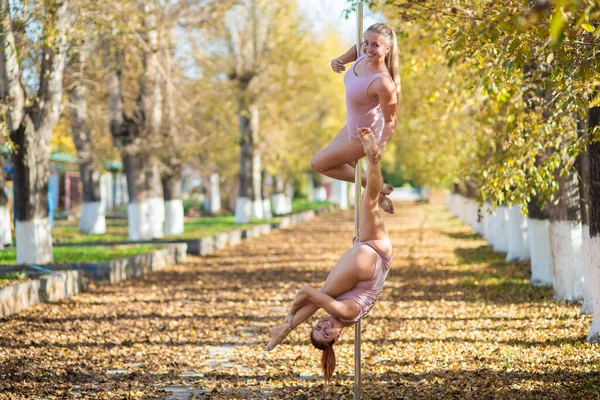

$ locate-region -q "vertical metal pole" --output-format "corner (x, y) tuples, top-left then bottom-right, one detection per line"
(354, 4), (363, 400)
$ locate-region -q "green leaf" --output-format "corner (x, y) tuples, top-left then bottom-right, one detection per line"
(582, 23), (595, 33)
(549, 9), (565, 43)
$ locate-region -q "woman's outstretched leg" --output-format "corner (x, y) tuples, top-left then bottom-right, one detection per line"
(357, 128), (392, 242)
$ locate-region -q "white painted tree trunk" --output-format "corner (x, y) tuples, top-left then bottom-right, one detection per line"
(262, 199), (272, 219)
(251, 153), (263, 219)
(421, 185), (430, 202)
(587, 235), (600, 341)
(0, 206), (12, 245)
(471, 203), (483, 235)
(330, 180), (348, 210)
(313, 186), (327, 201)
(164, 199), (184, 235)
(528, 218), (553, 286)
(16, 218), (53, 264)
(235, 196), (252, 223)
(482, 204), (492, 242)
(506, 206), (530, 261)
(485, 208), (498, 248)
(127, 202), (151, 241)
(209, 173), (221, 214)
(581, 225), (596, 314)
(493, 206), (509, 253)
(101, 173), (113, 211)
(456, 194), (468, 223)
(445, 190), (452, 210)
(272, 194), (287, 215)
(118, 174), (129, 207)
(79, 202), (106, 234)
(450, 193), (459, 217)
(252, 199), (264, 219)
(462, 197), (473, 225)
(285, 183), (294, 213)
(550, 220), (585, 301)
(147, 197), (165, 239)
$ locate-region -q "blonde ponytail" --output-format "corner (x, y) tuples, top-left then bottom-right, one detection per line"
(366, 23), (401, 101)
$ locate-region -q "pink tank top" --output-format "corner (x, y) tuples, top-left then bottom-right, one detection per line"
(344, 55), (391, 140)
(335, 239), (392, 323)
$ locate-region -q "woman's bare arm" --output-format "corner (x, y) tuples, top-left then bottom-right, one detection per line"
(331, 45), (360, 73)
(299, 285), (358, 321)
(367, 77), (397, 163)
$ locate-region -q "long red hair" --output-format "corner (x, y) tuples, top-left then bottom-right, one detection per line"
(310, 331), (337, 382)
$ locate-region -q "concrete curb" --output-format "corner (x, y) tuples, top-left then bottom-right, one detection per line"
(0, 269), (84, 318)
(0, 243), (187, 318)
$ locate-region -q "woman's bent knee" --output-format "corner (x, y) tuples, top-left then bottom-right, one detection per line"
(311, 153), (326, 173)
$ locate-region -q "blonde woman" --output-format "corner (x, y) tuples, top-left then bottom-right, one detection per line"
(266, 127), (393, 382)
(311, 23), (400, 213)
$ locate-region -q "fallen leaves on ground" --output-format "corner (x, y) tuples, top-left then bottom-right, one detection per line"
(0, 203), (598, 399)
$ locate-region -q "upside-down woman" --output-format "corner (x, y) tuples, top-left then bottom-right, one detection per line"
(265, 127), (393, 382)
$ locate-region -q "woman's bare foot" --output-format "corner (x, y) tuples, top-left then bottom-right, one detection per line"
(378, 193), (395, 214)
(358, 127), (378, 159)
(381, 183), (394, 196)
(358, 128), (395, 214)
(265, 323), (291, 351)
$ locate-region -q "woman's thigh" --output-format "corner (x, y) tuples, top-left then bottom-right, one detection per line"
(320, 244), (378, 297)
(359, 199), (388, 242)
(312, 127), (366, 172)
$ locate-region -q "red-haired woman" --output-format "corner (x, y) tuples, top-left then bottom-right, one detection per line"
(266, 127), (392, 382)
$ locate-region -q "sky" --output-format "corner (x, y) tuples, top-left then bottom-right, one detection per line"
(299, 0), (385, 46)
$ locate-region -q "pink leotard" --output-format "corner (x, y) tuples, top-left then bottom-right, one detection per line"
(335, 238), (392, 323)
(344, 55), (391, 141)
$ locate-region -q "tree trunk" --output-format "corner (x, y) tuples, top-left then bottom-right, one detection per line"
(492, 205), (509, 253)
(70, 62), (105, 234)
(207, 173), (221, 214)
(527, 197), (552, 285)
(578, 114), (594, 314)
(464, 181), (482, 235)
(272, 174), (286, 215)
(107, 3), (163, 240)
(548, 163), (584, 302)
(261, 170), (272, 219)
(146, 162), (164, 239)
(122, 152), (150, 240)
(160, 26), (183, 236)
(251, 149), (263, 219)
(284, 179), (294, 214)
(522, 59), (553, 285)
(0, 163), (11, 247)
(587, 106), (600, 341)
(235, 101), (258, 223)
(1, 0), (69, 263)
(162, 167), (183, 236)
(506, 205), (530, 262)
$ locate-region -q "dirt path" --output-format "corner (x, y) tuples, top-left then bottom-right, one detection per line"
(1, 203), (598, 399)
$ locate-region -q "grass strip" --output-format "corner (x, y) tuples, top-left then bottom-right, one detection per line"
(0, 245), (164, 265)
(51, 199), (332, 244)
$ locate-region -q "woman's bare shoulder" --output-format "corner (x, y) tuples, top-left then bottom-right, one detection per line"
(372, 75), (396, 95)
